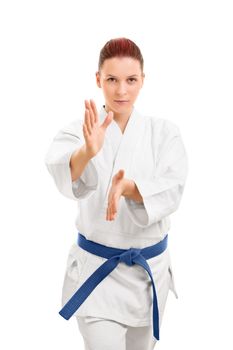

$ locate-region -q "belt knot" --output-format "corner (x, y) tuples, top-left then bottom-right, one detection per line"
(119, 248), (142, 266)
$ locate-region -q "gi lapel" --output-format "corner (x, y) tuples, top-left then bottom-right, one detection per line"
(98, 105), (145, 207)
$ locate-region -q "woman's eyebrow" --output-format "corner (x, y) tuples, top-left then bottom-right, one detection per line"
(106, 74), (139, 78)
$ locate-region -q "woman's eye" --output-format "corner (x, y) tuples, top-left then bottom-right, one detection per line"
(107, 78), (137, 83)
(128, 78), (137, 83)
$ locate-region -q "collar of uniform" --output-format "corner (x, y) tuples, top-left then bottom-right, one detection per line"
(98, 104), (141, 133)
(98, 104), (145, 207)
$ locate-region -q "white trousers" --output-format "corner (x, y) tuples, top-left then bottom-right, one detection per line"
(76, 316), (157, 350)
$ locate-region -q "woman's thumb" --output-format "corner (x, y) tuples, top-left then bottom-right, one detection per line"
(102, 111), (114, 129)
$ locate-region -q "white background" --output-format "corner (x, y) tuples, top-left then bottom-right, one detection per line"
(1, 0), (232, 349)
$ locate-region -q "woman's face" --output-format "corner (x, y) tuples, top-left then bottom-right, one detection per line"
(96, 57), (145, 117)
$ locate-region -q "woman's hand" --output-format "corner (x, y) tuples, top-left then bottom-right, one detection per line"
(106, 169), (126, 221)
(83, 99), (113, 158)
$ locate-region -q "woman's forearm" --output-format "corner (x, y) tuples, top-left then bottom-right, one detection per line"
(70, 144), (92, 182)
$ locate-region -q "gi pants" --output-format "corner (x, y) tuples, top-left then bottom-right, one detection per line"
(76, 316), (157, 350)
(75, 281), (169, 350)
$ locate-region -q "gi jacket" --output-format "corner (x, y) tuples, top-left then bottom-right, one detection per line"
(45, 105), (188, 326)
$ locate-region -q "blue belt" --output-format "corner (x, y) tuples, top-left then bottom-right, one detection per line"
(59, 232), (168, 341)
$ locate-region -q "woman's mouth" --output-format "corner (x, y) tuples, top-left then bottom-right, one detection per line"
(114, 100), (129, 105)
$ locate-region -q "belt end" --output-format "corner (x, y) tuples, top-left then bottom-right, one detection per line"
(59, 309), (71, 320)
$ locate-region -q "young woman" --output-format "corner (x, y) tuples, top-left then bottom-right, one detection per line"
(45, 37), (188, 350)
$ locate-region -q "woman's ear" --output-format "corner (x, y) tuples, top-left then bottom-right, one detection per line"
(96, 71), (101, 88)
(141, 73), (145, 88)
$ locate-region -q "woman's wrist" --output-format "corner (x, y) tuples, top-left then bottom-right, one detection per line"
(122, 179), (143, 203)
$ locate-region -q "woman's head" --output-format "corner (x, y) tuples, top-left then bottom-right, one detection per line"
(96, 38), (145, 118)
(98, 37), (144, 73)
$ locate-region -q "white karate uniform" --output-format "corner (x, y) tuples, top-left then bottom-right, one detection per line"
(44, 105), (188, 335)
(76, 316), (157, 350)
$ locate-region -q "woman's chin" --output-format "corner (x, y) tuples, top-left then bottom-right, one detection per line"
(110, 103), (133, 114)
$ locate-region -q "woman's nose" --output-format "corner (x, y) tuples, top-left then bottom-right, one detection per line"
(116, 82), (127, 95)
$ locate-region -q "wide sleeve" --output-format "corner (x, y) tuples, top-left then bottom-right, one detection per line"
(124, 121), (188, 227)
(44, 120), (99, 201)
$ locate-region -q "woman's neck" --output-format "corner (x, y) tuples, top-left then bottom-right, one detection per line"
(103, 105), (133, 133)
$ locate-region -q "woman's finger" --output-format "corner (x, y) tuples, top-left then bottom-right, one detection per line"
(90, 99), (98, 123)
(110, 204), (113, 220)
(84, 107), (92, 135)
(85, 100), (94, 129)
(111, 197), (117, 214)
(107, 205), (111, 221)
(109, 196), (115, 220)
(84, 104), (90, 136)
(109, 196), (116, 219)
(86, 100), (95, 128)
(83, 122), (90, 139)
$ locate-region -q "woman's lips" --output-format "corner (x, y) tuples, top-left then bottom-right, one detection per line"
(114, 100), (129, 105)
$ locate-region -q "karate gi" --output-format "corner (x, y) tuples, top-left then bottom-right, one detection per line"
(44, 105), (188, 343)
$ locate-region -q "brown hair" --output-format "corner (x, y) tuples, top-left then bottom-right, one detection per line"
(98, 37), (144, 73)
